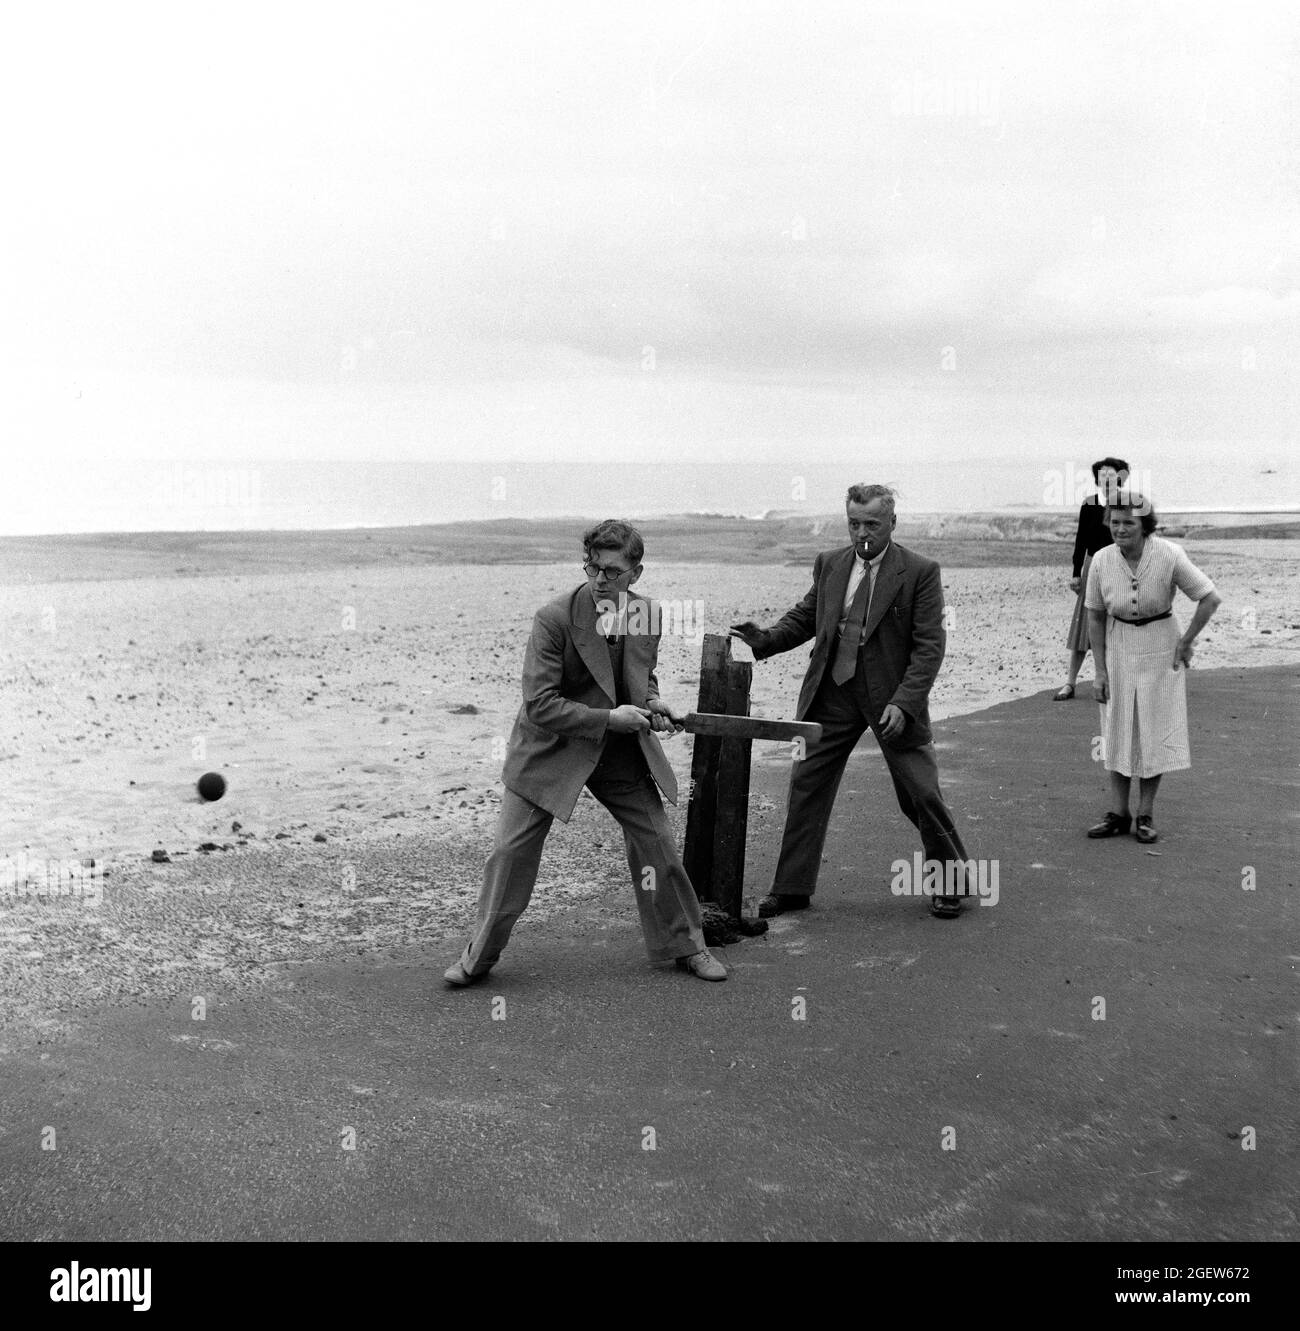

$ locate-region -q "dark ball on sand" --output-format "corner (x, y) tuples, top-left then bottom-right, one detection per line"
(197, 772), (227, 801)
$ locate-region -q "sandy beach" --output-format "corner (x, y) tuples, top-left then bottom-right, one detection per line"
(2, 530), (1297, 1048)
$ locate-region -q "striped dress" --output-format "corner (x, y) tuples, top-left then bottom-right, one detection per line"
(1085, 537), (1216, 777)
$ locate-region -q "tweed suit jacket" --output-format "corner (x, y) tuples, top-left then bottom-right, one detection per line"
(752, 542), (946, 749)
(500, 584), (678, 821)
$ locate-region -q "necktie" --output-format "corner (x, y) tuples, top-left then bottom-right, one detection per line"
(831, 561), (874, 685)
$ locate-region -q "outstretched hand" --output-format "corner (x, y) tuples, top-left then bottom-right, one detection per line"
(729, 621), (764, 649)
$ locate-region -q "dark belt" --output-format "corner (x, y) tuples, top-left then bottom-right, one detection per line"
(1112, 610), (1172, 627)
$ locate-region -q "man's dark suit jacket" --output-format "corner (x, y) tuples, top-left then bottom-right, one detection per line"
(500, 584), (678, 822)
(752, 541), (946, 750)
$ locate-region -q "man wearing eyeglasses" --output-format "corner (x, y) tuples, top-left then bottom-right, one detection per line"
(445, 519), (728, 986)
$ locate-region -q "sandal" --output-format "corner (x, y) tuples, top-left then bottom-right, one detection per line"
(1053, 685), (1075, 701)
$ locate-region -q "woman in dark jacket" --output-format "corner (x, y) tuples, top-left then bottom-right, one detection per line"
(1054, 457), (1129, 700)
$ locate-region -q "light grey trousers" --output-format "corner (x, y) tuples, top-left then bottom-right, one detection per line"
(460, 736), (706, 975)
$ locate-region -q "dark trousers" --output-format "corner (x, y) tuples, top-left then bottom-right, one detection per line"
(461, 735), (706, 975)
(771, 670), (971, 897)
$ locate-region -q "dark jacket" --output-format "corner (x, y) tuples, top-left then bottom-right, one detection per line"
(752, 542), (945, 749)
(1072, 498), (1113, 577)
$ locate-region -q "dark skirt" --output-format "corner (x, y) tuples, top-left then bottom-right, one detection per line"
(1066, 552), (1093, 651)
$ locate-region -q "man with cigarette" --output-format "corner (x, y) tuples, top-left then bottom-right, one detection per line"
(729, 484), (971, 918)
(445, 519), (727, 985)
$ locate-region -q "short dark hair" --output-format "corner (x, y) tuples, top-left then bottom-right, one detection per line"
(582, 519), (644, 567)
(845, 483), (896, 515)
(1105, 492), (1158, 535)
(1091, 456), (1131, 484)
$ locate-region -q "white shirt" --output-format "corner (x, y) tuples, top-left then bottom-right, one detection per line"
(838, 543), (890, 636)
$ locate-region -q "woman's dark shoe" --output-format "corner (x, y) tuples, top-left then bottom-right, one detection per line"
(1087, 811), (1132, 838)
(1052, 684), (1075, 701)
(1134, 815), (1158, 844)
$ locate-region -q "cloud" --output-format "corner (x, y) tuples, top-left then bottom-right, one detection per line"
(2, 0), (1295, 478)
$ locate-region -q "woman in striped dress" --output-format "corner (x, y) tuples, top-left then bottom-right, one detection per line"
(1084, 496), (1221, 843)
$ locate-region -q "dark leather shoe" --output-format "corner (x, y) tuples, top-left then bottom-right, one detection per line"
(1134, 815), (1158, 844)
(930, 894), (962, 918)
(757, 894), (811, 918)
(1087, 811), (1132, 838)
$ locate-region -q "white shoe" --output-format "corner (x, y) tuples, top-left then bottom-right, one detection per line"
(675, 949), (728, 981)
(444, 961), (490, 987)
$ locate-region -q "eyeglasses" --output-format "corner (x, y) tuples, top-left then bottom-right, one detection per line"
(583, 559), (631, 579)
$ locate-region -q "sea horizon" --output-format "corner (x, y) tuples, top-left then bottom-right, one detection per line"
(4, 505), (1298, 547)
(7, 456), (1296, 538)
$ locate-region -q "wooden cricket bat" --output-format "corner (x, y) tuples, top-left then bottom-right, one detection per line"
(681, 713), (822, 744)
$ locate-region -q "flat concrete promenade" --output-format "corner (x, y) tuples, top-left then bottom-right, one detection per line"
(1, 665), (1296, 1241)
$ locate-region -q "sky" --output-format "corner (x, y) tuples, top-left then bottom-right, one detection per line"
(2, 0), (1297, 525)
